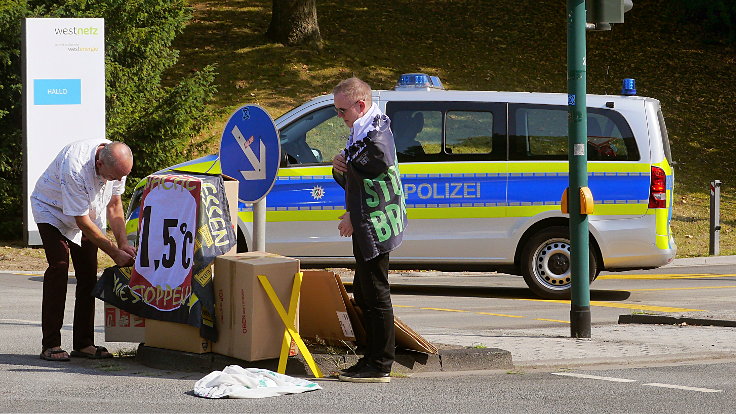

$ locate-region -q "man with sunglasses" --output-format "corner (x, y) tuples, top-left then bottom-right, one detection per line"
(331, 77), (407, 383)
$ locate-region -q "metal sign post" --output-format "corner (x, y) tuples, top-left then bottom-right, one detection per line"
(709, 180), (721, 256)
(567, 0), (591, 338)
(220, 105), (280, 252)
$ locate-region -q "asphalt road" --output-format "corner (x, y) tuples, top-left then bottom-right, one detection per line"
(1, 354), (734, 413)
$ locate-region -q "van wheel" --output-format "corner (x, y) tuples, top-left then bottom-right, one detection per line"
(520, 226), (597, 299)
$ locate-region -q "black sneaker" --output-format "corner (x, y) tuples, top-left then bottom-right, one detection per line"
(338, 367), (391, 383)
(339, 358), (367, 375)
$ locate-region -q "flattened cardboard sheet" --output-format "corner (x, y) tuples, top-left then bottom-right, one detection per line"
(300, 271), (356, 342)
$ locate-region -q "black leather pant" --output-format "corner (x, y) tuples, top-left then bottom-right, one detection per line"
(352, 238), (395, 373)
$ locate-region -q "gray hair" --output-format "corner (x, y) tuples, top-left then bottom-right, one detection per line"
(99, 141), (133, 167)
(333, 77), (372, 106)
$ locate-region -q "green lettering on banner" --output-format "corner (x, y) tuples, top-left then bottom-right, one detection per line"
(363, 179), (379, 207)
(387, 166), (403, 196)
(376, 173), (392, 201)
(385, 203), (403, 236)
(369, 211), (392, 242)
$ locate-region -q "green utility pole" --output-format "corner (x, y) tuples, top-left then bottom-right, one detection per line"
(567, 0), (591, 338)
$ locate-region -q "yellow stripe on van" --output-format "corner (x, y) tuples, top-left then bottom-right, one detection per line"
(126, 218), (139, 235)
(399, 162), (508, 174)
(262, 210), (345, 222)
(507, 161), (649, 174)
(278, 166), (333, 177)
(170, 159), (222, 174)
(244, 203), (652, 223)
(275, 161), (648, 177)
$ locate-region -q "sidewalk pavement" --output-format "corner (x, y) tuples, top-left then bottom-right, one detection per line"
(662, 255), (736, 268)
(133, 255), (736, 375)
(414, 255), (736, 370)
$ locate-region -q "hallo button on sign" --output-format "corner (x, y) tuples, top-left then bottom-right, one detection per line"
(219, 105), (280, 204)
(33, 79), (82, 105)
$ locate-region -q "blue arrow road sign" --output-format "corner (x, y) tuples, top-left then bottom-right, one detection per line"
(220, 105), (280, 203)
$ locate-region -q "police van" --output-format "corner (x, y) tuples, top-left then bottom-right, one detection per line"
(126, 74), (676, 299)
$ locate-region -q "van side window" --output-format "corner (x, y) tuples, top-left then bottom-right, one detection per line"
(446, 111), (493, 154)
(280, 106), (344, 165)
(391, 110), (441, 157)
(509, 104), (639, 161)
(387, 101), (505, 162)
(514, 108), (567, 159)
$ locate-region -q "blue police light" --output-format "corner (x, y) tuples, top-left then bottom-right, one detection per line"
(621, 78), (637, 96)
(395, 73), (444, 90)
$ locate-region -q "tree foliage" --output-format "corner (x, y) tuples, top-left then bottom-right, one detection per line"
(0, 0), (217, 239)
(675, 0), (736, 44)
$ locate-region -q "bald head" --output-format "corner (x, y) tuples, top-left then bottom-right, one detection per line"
(97, 142), (133, 181)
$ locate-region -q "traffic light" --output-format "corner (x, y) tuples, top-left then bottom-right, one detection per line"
(586, 0), (633, 31)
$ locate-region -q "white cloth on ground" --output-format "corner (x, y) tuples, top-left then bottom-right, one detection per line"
(193, 365), (322, 399)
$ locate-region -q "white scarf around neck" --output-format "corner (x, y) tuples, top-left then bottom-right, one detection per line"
(346, 102), (382, 149)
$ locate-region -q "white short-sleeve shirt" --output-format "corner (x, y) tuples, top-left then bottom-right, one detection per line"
(31, 138), (127, 246)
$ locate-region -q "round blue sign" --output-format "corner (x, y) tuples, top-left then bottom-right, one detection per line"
(219, 105), (280, 203)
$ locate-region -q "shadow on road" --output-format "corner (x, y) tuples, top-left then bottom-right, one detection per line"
(0, 353), (202, 380)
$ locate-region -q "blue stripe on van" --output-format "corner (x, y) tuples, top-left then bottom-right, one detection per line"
(261, 172), (650, 212)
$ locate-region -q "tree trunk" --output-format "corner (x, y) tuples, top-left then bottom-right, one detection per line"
(266, 0), (323, 49)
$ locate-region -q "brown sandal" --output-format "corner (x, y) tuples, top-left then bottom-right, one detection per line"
(40, 348), (70, 362)
(70, 346), (113, 359)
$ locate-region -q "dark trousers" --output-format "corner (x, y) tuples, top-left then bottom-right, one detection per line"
(37, 223), (99, 351)
(352, 239), (395, 373)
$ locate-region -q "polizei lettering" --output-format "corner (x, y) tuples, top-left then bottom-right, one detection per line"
(403, 182), (481, 200)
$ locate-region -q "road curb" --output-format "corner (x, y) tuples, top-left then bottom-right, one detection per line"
(664, 255), (736, 268)
(136, 344), (513, 376)
(618, 314), (736, 327)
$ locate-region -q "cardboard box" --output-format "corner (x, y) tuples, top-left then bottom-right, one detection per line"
(213, 252), (300, 361)
(300, 270), (355, 342)
(221, 175), (239, 256)
(104, 303), (145, 342)
(144, 319), (212, 354)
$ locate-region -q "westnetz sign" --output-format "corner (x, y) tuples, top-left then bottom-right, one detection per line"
(23, 18), (105, 245)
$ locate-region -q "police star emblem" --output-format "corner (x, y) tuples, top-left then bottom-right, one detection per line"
(310, 185), (325, 200)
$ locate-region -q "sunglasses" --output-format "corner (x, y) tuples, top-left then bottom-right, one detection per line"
(335, 100), (361, 116)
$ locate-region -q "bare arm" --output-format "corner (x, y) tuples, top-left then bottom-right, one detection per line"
(338, 212), (353, 237)
(74, 204), (134, 267)
(106, 195), (136, 257)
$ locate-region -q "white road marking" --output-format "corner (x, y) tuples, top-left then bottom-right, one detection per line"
(551, 372), (637, 383)
(0, 318), (42, 325)
(553, 372), (724, 393)
(643, 383), (723, 393)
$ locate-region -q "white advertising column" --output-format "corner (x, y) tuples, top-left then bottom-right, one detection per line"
(22, 18), (105, 245)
